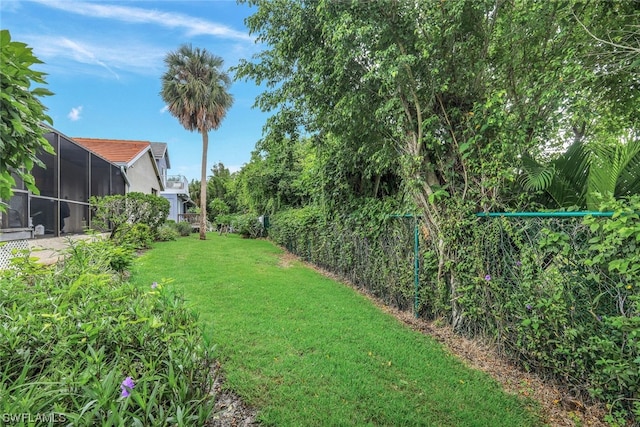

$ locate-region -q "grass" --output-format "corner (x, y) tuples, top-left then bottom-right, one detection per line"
(132, 233), (544, 426)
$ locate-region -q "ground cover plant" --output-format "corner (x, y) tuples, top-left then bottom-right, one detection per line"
(132, 232), (544, 426)
(0, 238), (216, 425)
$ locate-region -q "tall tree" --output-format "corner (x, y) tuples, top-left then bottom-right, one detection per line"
(236, 0), (637, 325)
(160, 45), (233, 239)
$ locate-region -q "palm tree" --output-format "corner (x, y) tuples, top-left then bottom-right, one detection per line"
(160, 45), (233, 239)
(520, 138), (640, 209)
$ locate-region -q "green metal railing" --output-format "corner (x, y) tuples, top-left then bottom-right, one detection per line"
(476, 211), (614, 218)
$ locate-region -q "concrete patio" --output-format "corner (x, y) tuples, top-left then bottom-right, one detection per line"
(0, 234), (108, 268)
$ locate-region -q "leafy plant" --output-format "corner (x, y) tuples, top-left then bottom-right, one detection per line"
(0, 29), (54, 208)
(115, 223), (154, 250)
(0, 240), (216, 425)
(232, 213), (264, 239)
(90, 193), (169, 240)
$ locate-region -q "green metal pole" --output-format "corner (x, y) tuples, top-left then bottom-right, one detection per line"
(389, 213), (422, 318)
(475, 211), (614, 218)
(414, 218), (419, 319)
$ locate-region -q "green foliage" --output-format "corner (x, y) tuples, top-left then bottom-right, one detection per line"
(89, 193), (169, 240)
(157, 222), (179, 241)
(115, 223), (154, 250)
(519, 138), (640, 209)
(0, 29), (54, 208)
(267, 200), (441, 313)
(62, 236), (135, 276)
(208, 197), (230, 222)
(174, 221), (193, 237)
(0, 240), (216, 425)
(457, 198), (640, 422)
(232, 213), (264, 239)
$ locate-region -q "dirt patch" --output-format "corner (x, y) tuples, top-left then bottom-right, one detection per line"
(207, 361), (259, 427)
(277, 252), (298, 268)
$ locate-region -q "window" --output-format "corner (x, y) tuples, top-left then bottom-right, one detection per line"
(33, 133), (58, 198)
(60, 137), (89, 202)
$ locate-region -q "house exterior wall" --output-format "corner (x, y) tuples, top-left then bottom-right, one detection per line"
(162, 193), (180, 222)
(126, 153), (161, 194)
(156, 156), (168, 185)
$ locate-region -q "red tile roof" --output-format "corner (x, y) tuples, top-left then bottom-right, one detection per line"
(72, 138), (151, 164)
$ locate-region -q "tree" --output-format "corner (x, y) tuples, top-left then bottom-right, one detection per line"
(521, 137), (640, 209)
(0, 29), (54, 211)
(188, 179), (201, 209)
(206, 162), (234, 221)
(236, 0), (638, 326)
(160, 45), (233, 239)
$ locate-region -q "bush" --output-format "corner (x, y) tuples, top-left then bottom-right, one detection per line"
(157, 223), (179, 241)
(232, 213), (264, 238)
(90, 193), (170, 240)
(115, 223), (154, 250)
(0, 241), (216, 425)
(175, 221), (193, 237)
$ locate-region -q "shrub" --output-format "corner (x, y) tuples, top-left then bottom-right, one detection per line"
(232, 213), (264, 238)
(90, 193), (170, 239)
(174, 221), (193, 236)
(0, 241), (216, 425)
(114, 223), (154, 250)
(157, 223), (179, 241)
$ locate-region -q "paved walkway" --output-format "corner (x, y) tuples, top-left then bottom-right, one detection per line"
(28, 234), (108, 265)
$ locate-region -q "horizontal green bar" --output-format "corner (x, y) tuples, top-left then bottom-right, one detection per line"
(475, 211), (614, 218)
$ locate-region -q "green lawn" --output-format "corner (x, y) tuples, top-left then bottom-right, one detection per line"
(132, 233), (544, 426)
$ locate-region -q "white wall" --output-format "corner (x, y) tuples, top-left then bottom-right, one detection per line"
(126, 153), (161, 194)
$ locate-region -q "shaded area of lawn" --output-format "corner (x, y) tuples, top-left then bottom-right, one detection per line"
(132, 233), (543, 426)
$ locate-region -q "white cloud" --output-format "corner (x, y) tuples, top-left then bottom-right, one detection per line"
(32, 0), (253, 42)
(59, 37), (120, 79)
(160, 105), (169, 114)
(68, 106), (83, 121)
(23, 34), (165, 77)
(0, 0), (22, 13)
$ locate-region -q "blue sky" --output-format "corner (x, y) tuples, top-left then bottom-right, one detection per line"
(1, 0), (270, 182)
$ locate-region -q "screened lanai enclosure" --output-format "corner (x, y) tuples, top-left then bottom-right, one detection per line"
(0, 126), (126, 241)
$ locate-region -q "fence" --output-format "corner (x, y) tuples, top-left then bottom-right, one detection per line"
(269, 208), (639, 420)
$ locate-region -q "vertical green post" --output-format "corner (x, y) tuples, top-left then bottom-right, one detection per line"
(389, 214), (421, 319)
(414, 217), (419, 318)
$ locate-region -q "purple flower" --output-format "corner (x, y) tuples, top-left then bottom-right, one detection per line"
(515, 261), (522, 267)
(121, 376), (135, 398)
(526, 304), (532, 311)
(484, 274), (491, 281)
(151, 282), (158, 289)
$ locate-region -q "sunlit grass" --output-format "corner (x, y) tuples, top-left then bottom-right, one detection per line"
(132, 233), (543, 426)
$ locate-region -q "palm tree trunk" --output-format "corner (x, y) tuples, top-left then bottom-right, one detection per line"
(199, 129), (209, 240)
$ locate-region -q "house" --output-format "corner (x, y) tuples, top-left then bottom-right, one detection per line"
(74, 138), (194, 222)
(149, 142), (195, 223)
(72, 138), (164, 195)
(0, 125), (127, 243)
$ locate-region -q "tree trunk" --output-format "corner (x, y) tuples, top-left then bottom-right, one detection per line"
(199, 129), (209, 240)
